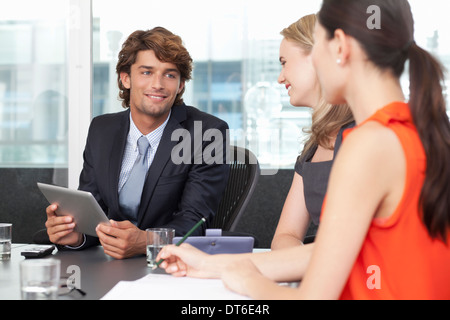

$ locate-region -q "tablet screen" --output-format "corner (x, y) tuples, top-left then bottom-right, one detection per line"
(37, 183), (110, 237)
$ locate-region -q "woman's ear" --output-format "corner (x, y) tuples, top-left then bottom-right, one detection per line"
(333, 28), (351, 66)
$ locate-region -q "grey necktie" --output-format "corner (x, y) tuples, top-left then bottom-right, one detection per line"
(119, 136), (150, 224)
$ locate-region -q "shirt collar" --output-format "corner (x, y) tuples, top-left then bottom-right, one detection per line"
(128, 110), (172, 149)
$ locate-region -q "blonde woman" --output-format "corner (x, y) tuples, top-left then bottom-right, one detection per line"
(272, 14), (353, 249)
(156, 14), (354, 279)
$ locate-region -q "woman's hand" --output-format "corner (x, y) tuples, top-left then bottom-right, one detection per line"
(157, 243), (218, 278)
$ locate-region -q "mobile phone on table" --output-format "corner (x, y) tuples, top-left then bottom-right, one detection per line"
(21, 245), (56, 258)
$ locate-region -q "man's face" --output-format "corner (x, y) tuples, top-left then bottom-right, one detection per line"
(120, 50), (185, 121)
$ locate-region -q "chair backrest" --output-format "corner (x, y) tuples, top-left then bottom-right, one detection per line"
(212, 146), (260, 231)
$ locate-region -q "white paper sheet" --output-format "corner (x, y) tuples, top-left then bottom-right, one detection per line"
(101, 274), (250, 300)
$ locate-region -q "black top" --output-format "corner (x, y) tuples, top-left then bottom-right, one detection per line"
(295, 122), (355, 225)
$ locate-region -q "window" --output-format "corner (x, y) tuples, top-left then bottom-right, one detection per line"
(1, 1), (449, 171)
(0, 0), (70, 242)
(408, 0), (450, 119)
(0, 0), (69, 169)
(92, 0), (450, 173)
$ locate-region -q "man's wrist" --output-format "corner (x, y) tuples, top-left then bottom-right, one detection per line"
(65, 234), (86, 250)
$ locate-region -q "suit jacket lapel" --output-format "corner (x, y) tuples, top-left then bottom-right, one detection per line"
(137, 104), (187, 225)
(109, 110), (130, 212)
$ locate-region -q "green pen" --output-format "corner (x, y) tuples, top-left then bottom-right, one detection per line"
(152, 217), (206, 270)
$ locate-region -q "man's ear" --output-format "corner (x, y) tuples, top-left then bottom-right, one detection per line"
(178, 80), (185, 94)
(120, 72), (131, 89)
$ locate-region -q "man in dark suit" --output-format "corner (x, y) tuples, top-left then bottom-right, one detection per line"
(45, 27), (230, 259)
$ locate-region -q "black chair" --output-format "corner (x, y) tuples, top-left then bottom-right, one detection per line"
(212, 146), (260, 232)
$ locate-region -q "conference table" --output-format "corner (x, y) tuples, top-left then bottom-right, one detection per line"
(0, 244), (272, 300)
(0, 243), (162, 300)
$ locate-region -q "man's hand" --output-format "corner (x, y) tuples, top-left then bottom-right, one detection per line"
(96, 220), (146, 259)
(45, 204), (83, 247)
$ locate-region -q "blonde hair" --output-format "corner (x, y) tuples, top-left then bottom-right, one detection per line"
(281, 14), (353, 158)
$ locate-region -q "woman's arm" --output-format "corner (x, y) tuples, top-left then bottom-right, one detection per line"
(294, 123), (405, 299)
(271, 173), (311, 250)
(158, 242), (314, 282)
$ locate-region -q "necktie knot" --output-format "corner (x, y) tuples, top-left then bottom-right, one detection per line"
(137, 136), (150, 155)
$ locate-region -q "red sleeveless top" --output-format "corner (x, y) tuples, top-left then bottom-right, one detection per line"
(339, 102), (450, 300)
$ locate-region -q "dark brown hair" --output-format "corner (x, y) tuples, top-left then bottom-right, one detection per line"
(319, 0), (450, 243)
(116, 27), (193, 108)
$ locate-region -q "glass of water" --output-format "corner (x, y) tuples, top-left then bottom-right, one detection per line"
(20, 258), (61, 300)
(0, 223), (12, 261)
(146, 228), (175, 268)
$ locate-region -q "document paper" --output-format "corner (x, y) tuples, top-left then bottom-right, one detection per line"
(101, 274), (250, 300)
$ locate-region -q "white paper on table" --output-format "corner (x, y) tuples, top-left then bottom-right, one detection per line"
(101, 274), (250, 300)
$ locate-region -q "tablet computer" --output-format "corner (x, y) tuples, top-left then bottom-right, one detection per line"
(37, 183), (110, 237)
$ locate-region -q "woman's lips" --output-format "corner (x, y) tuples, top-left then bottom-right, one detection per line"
(285, 84), (291, 94)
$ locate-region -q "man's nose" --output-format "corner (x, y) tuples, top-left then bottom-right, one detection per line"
(151, 74), (164, 89)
